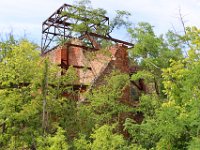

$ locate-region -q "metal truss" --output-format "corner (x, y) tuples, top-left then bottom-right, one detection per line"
(41, 3), (134, 54)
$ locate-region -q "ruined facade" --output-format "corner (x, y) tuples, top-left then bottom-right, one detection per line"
(43, 39), (138, 105)
(41, 4), (147, 106)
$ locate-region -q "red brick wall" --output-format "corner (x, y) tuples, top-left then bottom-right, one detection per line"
(43, 42), (133, 104)
(110, 44), (129, 73)
(92, 44), (132, 104)
(43, 47), (62, 64)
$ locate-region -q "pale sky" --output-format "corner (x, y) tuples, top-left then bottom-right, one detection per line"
(0, 0), (200, 45)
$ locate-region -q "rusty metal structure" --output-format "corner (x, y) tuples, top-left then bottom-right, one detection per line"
(40, 3), (145, 105)
(40, 4), (145, 128)
(41, 3), (133, 53)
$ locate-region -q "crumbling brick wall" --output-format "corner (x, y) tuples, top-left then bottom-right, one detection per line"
(92, 44), (133, 105)
(43, 40), (134, 104)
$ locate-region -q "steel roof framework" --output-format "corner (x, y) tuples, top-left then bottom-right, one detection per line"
(41, 3), (134, 54)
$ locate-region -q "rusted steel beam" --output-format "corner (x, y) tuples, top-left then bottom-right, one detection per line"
(43, 31), (73, 38)
(43, 3), (108, 25)
(43, 23), (70, 31)
(83, 34), (101, 49)
(42, 4), (65, 24)
(83, 32), (134, 47)
(64, 43), (99, 51)
(63, 3), (109, 20)
(41, 3), (133, 53)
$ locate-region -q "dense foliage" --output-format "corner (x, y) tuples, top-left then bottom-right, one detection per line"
(1, 0), (200, 149)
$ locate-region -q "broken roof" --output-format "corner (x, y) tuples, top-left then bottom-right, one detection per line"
(41, 3), (133, 53)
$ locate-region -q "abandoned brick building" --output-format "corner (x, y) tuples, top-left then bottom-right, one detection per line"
(41, 4), (145, 105)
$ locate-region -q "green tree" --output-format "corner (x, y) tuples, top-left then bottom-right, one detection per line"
(74, 124), (127, 150)
(61, 0), (131, 39)
(125, 26), (200, 149)
(0, 39), (78, 149)
(36, 127), (69, 150)
(76, 71), (133, 137)
(128, 22), (183, 96)
(0, 40), (41, 149)
(0, 34), (18, 61)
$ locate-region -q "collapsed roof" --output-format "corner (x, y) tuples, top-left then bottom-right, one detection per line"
(41, 3), (133, 54)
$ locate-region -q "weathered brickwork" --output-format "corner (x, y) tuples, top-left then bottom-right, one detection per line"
(43, 41), (134, 104)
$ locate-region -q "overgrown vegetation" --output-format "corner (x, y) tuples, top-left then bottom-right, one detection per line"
(1, 0), (200, 149)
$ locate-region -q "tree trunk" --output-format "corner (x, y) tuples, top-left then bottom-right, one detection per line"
(42, 60), (48, 134)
